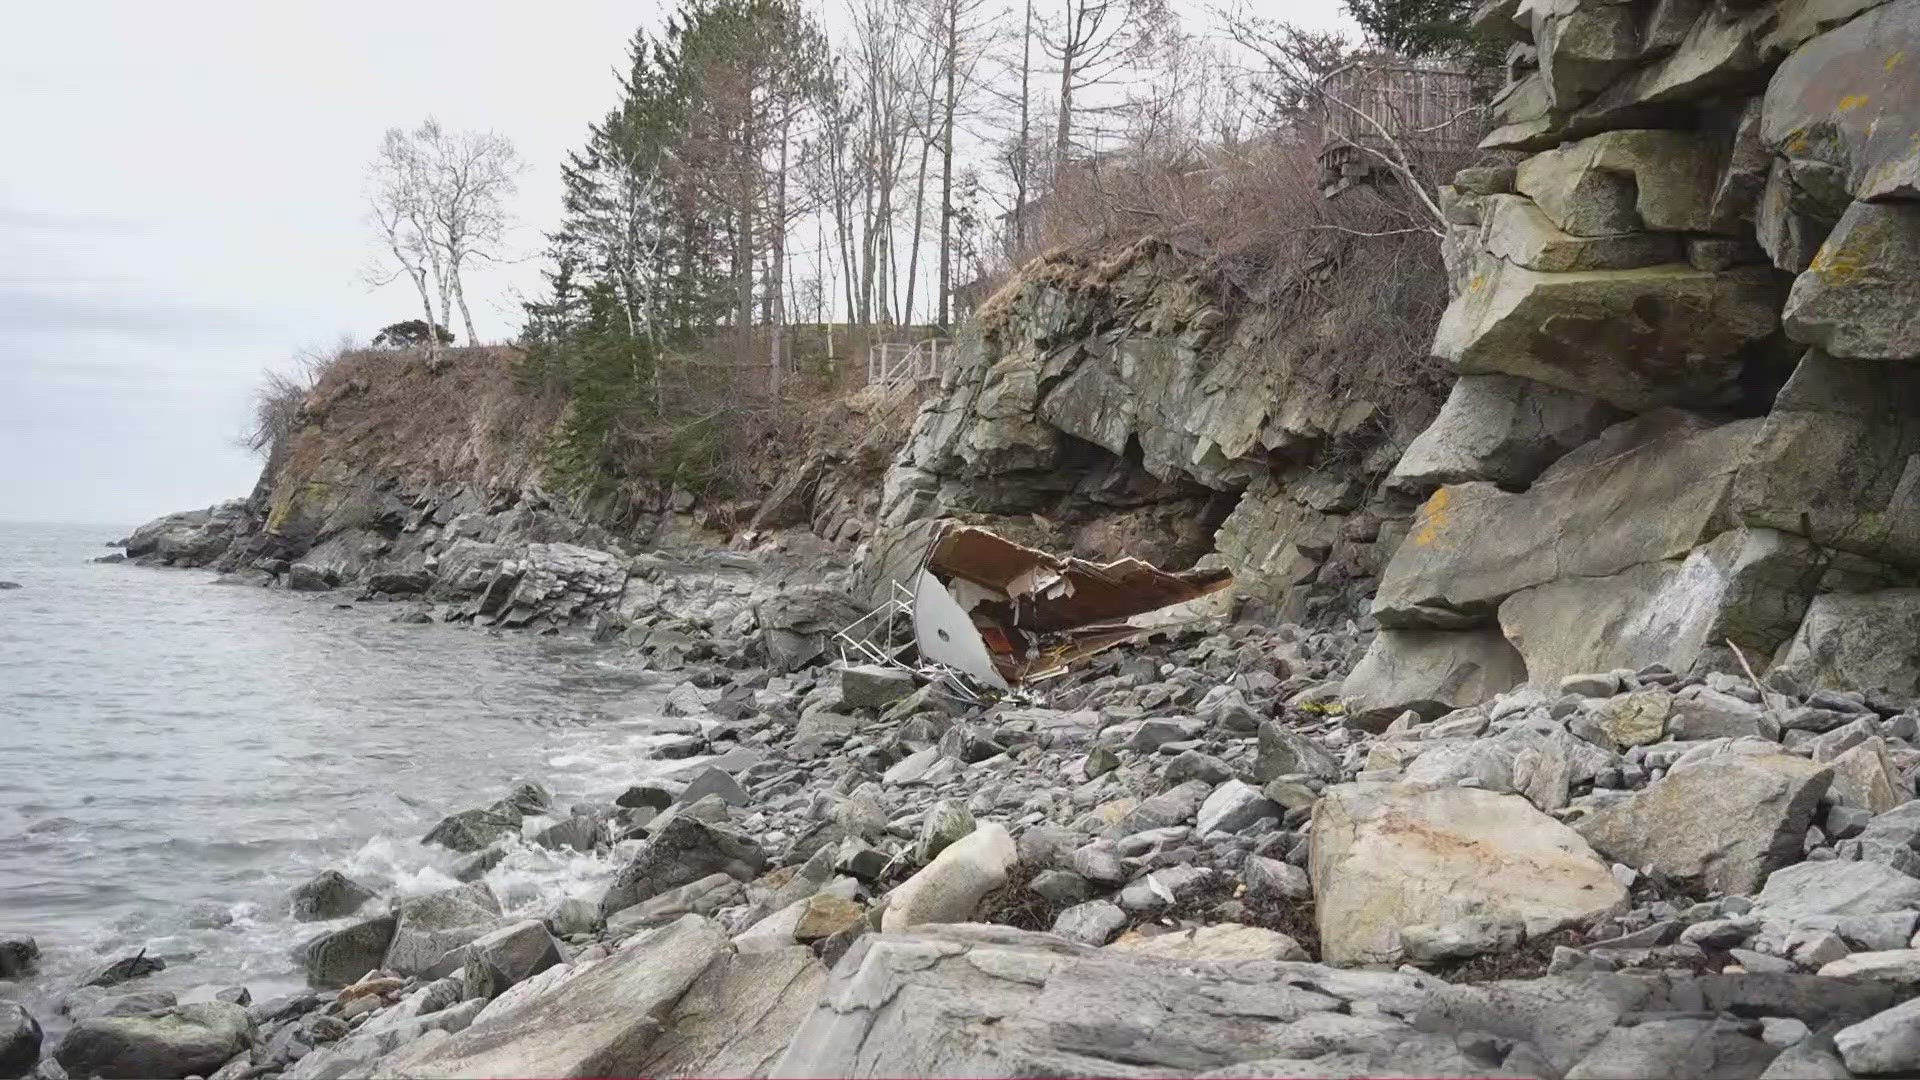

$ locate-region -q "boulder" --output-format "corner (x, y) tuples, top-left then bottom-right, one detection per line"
(1754, 860), (1920, 921)
(1399, 916), (1527, 964)
(1434, 258), (1781, 412)
(1310, 783), (1626, 965)
(1784, 200), (1920, 359)
(1375, 412), (1761, 627)
(1771, 590), (1920, 697)
(838, 664), (917, 710)
(1499, 528), (1828, 685)
(0, 934), (38, 980)
(1756, 156), (1850, 272)
(1339, 628), (1527, 731)
(0, 1003), (39, 1080)
(1828, 737), (1907, 814)
(54, 1002), (254, 1080)
(1195, 781), (1280, 837)
(286, 563), (333, 592)
(1053, 901), (1128, 945)
(1734, 351), (1920, 569)
(1534, 1), (1641, 108)
(1761, 0), (1920, 202)
(1390, 373), (1624, 494)
(1561, 1019), (1778, 1079)
(1254, 720), (1341, 782)
(290, 870), (377, 922)
(881, 822), (1017, 931)
(372, 916), (728, 1079)
(1515, 130), (1727, 235)
(1834, 996), (1920, 1075)
(1578, 753), (1831, 895)
(460, 920), (565, 1001)
(80, 952), (165, 988)
(421, 805), (522, 854)
(296, 914), (397, 988)
(120, 502), (250, 567)
(384, 884), (502, 979)
(756, 587), (868, 672)
(598, 816), (767, 918)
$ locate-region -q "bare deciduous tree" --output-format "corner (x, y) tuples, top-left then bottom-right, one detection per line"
(365, 119), (523, 364)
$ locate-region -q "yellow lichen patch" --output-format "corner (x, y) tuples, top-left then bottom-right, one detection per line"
(1411, 486), (1453, 547)
(1888, 51), (1906, 72)
(1838, 93), (1872, 113)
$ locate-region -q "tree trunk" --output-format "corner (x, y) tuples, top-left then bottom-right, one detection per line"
(1014, 0), (1033, 251)
(1056, 0), (1075, 161)
(903, 136), (931, 328)
(769, 118), (790, 399)
(408, 265), (439, 367)
(452, 270), (480, 346)
(937, 0), (958, 329)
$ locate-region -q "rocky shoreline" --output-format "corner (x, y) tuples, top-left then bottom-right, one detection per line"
(6, 591), (1920, 1078)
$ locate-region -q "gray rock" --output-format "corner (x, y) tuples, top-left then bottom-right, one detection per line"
(1339, 628), (1527, 731)
(1391, 373), (1624, 494)
(1117, 865), (1212, 914)
(461, 919), (565, 1000)
(916, 799), (976, 864)
(1433, 257), (1781, 412)
(881, 823), (1016, 931)
(769, 923), (1474, 1078)
(421, 805), (522, 854)
(532, 814), (605, 852)
(1783, 199), (1920, 359)
(1835, 996), (1920, 1075)
(1108, 781), (1211, 836)
(1760, 0), (1920, 203)
(1243, 855), (1311, 901)
(77, 992), (176, 1020)
(0, 934), (39, 980)
(606, 873), (743, 934)
(1253, 721), (1340, 781)
(79, 952), (164, 989)
(1052, 901), (1127, 946)
(1195, 780), (1279, 837)
(1311, 783), (1625, 965)
(1561, 1018), (1777, 1080)
(1069, 844), (1128, 887)
(838, 664), (917, 710)
(1376, 413), (1760, 627)
(371, 915), (728, 1078)
(1735, 351), (1920, 573)
(1828, 737), (1907, 813)
(0, 1003), (40, 1080)
(1163, 750), (1233, 785)
(1028, 870), (1090, 906)
(621, 946), (826, 1078)
(676, 767), (748, 808)
(54, 1002), (253, 1080)
(290, 870), (377, 922)
(384, 883), (501, 979)
(598, 816), (766, 917)
(1755, 860), (1920, 921)
(1576, 753), (1832, 895)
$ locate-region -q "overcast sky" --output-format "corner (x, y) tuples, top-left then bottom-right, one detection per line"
(1, 0), (1350, 527)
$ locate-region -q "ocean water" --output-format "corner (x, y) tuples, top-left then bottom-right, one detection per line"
(0, 522), (692, 1023)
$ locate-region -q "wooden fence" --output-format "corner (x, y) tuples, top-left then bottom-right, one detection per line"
(1317, 59), (1480, 197)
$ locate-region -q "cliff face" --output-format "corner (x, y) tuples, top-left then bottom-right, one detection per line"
(866, 0), (1920, 709)
(860, 237), (1450, 626)
(1346, 0), (1920, 716)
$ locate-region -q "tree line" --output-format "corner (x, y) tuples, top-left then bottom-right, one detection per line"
(363, 0), (1482, 501)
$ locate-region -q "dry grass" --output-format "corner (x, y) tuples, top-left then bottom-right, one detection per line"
(273, 345), (565, 501)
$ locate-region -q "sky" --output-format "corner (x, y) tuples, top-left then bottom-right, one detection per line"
(0, 0), (1350, 527)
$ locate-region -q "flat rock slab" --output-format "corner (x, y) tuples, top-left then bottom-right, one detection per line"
(1310, 782), (1626, 965)
(374, 915), (728, 1078)
(1375, 411), (1760, 628)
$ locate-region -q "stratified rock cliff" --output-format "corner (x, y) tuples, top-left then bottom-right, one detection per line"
(862, 237), (1450, 626)
(1352, 0), (1920, 715)
(868, 0), (1920, 713)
